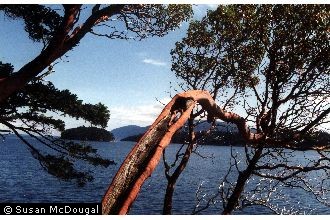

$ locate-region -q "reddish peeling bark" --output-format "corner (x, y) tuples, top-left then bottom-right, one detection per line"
(101, 89), (328, 214)
(0, 5), (124, 104)
(0, 5), (81, 103)
(101, 94), (196, 214)
(101, 90), (268, 214)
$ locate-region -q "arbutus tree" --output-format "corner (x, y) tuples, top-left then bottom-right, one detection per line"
(102, 5), (329, 214)
(169, 5), (330, 214)
(0, 4), (192, 184)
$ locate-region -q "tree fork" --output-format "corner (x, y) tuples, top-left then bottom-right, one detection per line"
(101, 94), (196, 214)
(162, 116), (196, 214)
(101, 90), (268, 214)
(222, 147), (263, 214)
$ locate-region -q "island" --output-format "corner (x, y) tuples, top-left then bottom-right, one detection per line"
(121, 130), (246, 146)
(122, 129), (330, 148)
(61, 126), (114, 142)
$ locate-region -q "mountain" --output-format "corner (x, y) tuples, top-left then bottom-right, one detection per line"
(111, 125), (149, 141)
(113, 122), (238, 142)
(117, 121), (242, 145)
(111, 122), (236, 141)
(193, 121), (238, 132)
(121, 123), (245, 146)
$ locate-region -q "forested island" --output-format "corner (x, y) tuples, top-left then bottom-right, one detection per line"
(61, 126), (114, 142)
(122, 129), (330, 148)
(122, 130), (246, 146)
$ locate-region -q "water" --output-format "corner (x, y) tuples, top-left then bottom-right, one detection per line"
(0, 135), (329, 214)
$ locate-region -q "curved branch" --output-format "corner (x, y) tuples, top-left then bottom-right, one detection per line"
(101, 89), (329, 214)
(64, 5), (125, 50)
(101, 90), (264, 214)
(102, 94), (195, 214)
(0, 5), (82, 103)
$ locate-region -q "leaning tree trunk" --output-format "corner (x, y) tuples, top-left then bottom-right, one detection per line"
(101, 90), (265, 214)
(101, 94), (195, 214)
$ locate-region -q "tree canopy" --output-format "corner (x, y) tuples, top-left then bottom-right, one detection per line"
(172, 4), (329, 147)
(101, 5), (330, 214)
(169, 4), (330, 214)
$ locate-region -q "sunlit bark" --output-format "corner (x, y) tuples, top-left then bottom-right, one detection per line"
(102, 90), (266, 214)
(102, 89), (329, 214)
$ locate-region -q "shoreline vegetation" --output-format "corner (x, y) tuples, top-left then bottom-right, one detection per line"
(61, 126), (114, 142)
(121, 130), (245, 146)
(60, 125), (329, 149)
(122, 129), (330, 148)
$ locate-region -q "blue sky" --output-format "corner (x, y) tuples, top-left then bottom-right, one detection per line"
(0, 4), (217, 131)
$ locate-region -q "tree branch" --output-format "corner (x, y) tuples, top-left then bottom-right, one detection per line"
(101, 90), (265, 214)
(0, 5), (82, 103)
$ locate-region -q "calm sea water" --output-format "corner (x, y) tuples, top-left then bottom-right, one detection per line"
(0, 135), (329, 214)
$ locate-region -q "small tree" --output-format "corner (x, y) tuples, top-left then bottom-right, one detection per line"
(102, 5), (329, 214)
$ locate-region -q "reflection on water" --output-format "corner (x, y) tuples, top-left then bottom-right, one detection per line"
(0, 136), (329, 214)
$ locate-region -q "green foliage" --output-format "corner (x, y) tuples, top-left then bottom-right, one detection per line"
(144, 4), (192, 36)
(0, 61), (14, 78)
(0, 60), (110, 130)
(61, 126), (114, 142)
(38, 155), (94, 187)
(32, 140), (115, 186)
(0, 4), (192, 42)
(172, 5), (329, 92)
(0, 61), (113, 186)
(171, 5), (267, 92)
(0, 5), (62, 42)
(1, 80), (110, 131)
(172, 5), (329, 138)
(88, 4), (192, 40)
(0, 4), (193, 187)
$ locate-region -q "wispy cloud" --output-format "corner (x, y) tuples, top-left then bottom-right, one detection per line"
(142, 58), (167, 67)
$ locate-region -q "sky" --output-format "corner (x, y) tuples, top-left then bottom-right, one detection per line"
(0, 4), (218, 131)
(1, 2), (328, 133)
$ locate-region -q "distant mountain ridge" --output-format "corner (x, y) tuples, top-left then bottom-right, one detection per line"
(194, 121), (238, 132)
(110, 121), (238, 141)
(116, 122), (330, 148)
(111, 125), (149, 141)
(119, 121), (245, 146)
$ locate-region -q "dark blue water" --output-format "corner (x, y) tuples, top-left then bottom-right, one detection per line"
(0, 136), (329, 214)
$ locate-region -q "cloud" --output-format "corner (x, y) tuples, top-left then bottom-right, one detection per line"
(205, 4), (218, 10)
(109, 97), (172, 129)
(192, 4), (219, 19)
(142, 58), (167, 67)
